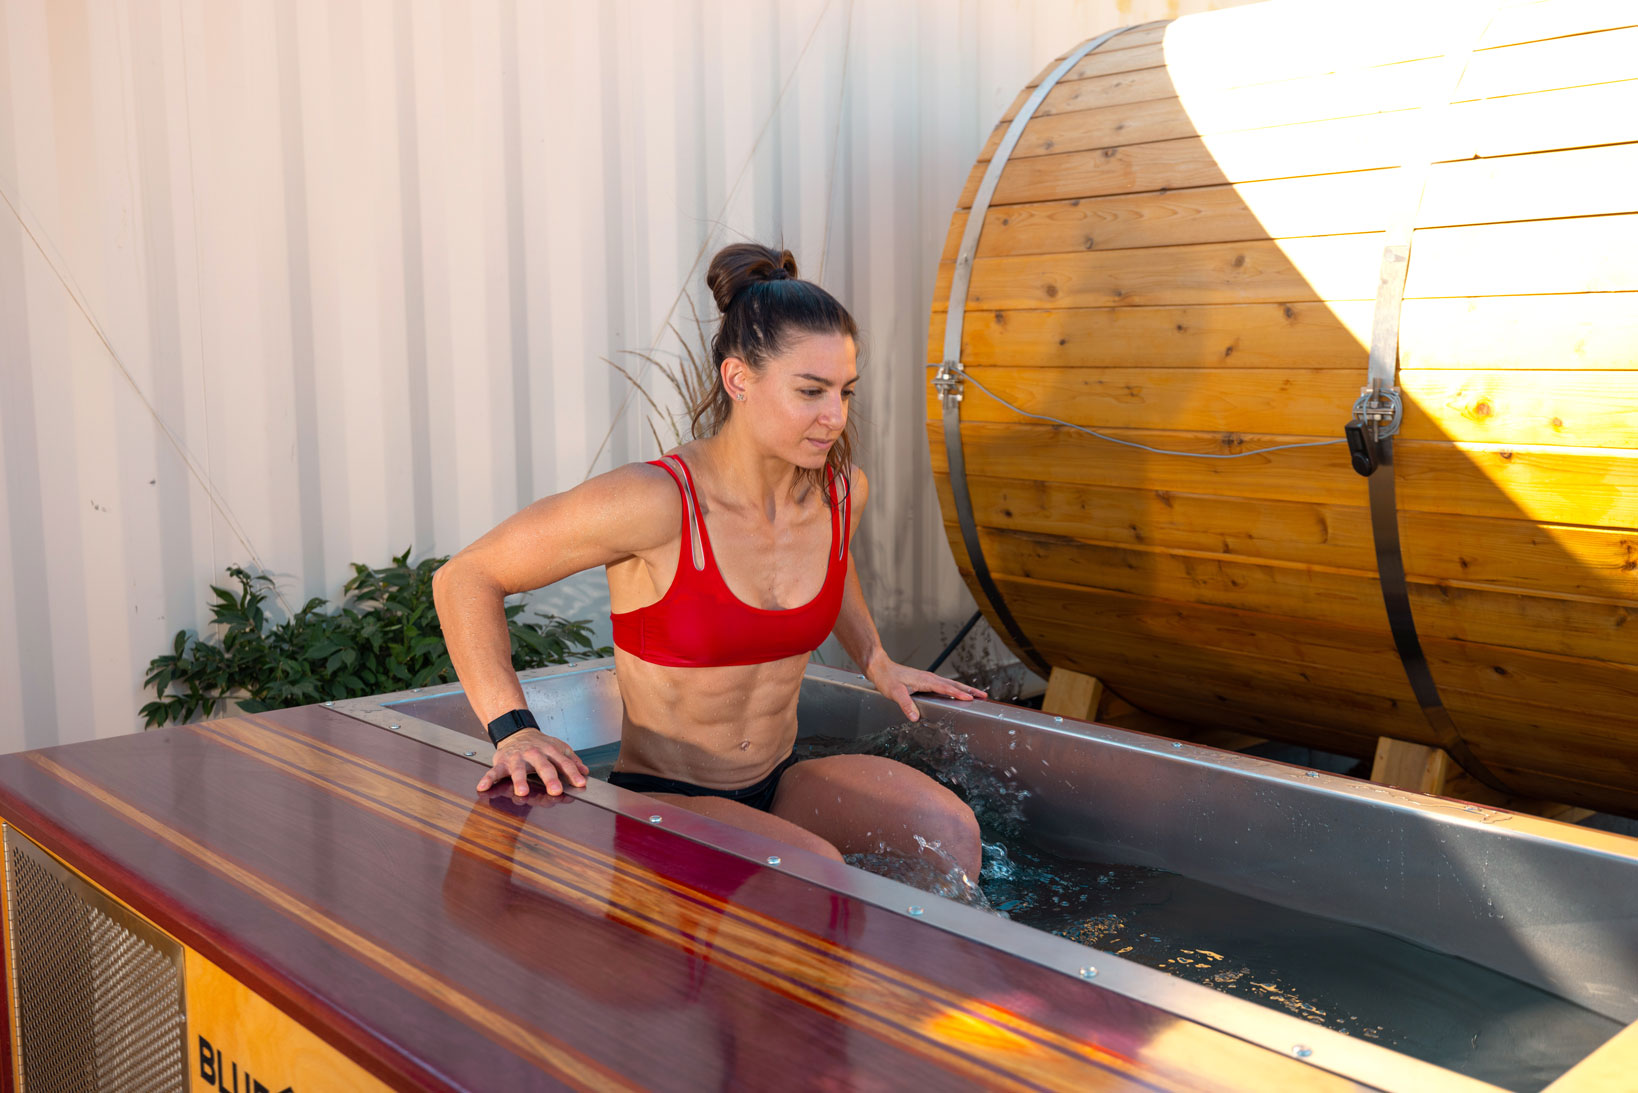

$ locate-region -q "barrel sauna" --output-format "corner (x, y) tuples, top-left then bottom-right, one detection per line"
(927, 1), (1638, 814)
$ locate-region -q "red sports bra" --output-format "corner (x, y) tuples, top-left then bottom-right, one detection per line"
(611, 455), (850, 668)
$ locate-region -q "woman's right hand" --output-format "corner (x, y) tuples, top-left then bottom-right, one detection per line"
(476, 729), (589, 797)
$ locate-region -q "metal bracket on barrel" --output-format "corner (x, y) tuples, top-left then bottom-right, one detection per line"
(933, 361), (965, 412)
(1344, 381), (1403, 477)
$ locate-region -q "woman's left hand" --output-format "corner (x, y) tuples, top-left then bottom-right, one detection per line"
(867, 657), (987, 722)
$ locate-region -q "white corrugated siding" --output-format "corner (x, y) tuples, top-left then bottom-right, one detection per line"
(0, 0), (1247, 750)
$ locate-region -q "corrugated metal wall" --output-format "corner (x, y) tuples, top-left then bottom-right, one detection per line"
(0, 0), (1244, 751)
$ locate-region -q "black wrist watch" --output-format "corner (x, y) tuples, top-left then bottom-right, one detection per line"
(486, 708), (540, 747)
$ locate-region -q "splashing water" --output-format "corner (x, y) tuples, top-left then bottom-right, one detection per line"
(794, 722), (1621, 1093)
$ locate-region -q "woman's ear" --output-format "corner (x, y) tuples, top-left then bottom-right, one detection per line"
(722, 357), (750, 402)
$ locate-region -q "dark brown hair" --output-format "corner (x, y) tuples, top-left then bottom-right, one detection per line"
(690, 243), (859, 507)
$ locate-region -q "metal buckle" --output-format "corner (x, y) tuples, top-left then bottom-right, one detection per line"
(933, 361), (964, 410)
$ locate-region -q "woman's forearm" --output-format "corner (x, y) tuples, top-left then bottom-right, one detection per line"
(832, 557), (890, 678)
(432, 561), (528, 725)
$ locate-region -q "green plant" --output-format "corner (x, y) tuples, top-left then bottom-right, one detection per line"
(141, 548), (609, 727)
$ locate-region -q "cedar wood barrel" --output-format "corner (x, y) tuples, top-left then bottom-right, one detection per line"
(927, 2), (1638, 814)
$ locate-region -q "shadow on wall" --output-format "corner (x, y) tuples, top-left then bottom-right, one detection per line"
(927, 6), (1638, 813)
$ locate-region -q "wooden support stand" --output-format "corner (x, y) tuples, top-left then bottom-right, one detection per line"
(1370, 735), (1596, 823)
(1369, 737), (1454, 795)
(1042, 667), (1104, 721)
(1045, 673), (1268, 752)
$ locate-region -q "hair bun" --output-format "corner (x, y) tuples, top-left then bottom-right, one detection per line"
(706, 243), (801, 313)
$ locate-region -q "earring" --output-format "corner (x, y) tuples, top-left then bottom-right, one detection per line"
(735, 393), (745, 401)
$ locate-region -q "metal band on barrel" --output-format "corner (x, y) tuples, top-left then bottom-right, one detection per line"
(938, 24), (1150, 681)
(1362, 5), (1510, 793)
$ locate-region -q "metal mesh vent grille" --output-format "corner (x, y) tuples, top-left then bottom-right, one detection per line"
(5, 827), (186, 1093)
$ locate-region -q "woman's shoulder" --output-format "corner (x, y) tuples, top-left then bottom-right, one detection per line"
(843, 462), (867, 506)
(590, 459), (685, 505)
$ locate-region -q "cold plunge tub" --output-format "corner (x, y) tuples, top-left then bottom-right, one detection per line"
(337, 659), (1638, 1092)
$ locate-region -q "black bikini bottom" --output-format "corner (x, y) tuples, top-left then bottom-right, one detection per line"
(607, 753), (800, 814)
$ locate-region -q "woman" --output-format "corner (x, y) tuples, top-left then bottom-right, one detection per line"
(432, 243), (985, 879)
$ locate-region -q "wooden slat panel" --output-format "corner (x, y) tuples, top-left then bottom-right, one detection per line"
(957, 554), (1638, 775)
(1118, 8), (1461, 97)
(926, 302), (1373, 367)
(1479, 0), (1638, 48)
(1058, 41), (1165, 83)
(951, 145), (1634, 287)
(933, 474), (1638, 602)
(1017, 25), (1170, 91)
(1401, 370), (1638, 448)
(1445, 706), (1638, 789)
(1471, 759), (1638, 820)
(961, 79), (1638, 210)
(996, 582), (1417, 711)
(1110, 685), (1385, 756)
(940, 235), (1383, 311)
(933, 473), (1375, 567)
(926, 424), (1354, 510)
(953, 173), (1395, 260)
(1433, 640), (1638, 730)
(958, 528), (1638, 664)
(995, 93), (1198, 159)
(984, 70), (1179, 158)
(1408, 215), (1638, 297)
(1038, 640), (1423, 732)
(1454, 77), (1638, 158)
(1399, 294), (1638, 370)
(1016, 28), (1170, 94)
(1420, 142), (1638, 227)
(1037, 632), (1638, 787)
(966, 112), (1411, 208)
(998, 59), (1446, 162)
(929, 421), (1638, 527)
(1458, 25), (1638, 99)
(987, 547), (1638, 726)
(1027, 638), (1427, 739)
(934, 366), (1355, 436)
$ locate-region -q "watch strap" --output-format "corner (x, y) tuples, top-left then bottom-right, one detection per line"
(486, 708), (539, 747)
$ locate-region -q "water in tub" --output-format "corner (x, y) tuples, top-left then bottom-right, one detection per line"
(576, 723), (1622, 1092)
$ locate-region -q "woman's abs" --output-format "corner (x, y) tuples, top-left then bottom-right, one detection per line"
(611, 649), (807, 790)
